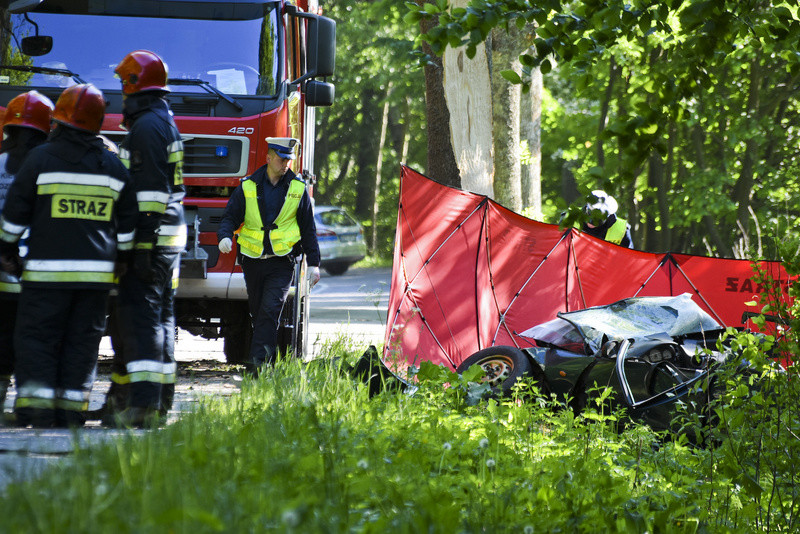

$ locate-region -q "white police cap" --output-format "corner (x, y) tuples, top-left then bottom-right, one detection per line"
(266, 137), (300, 160)
(584, 190), (618, 217)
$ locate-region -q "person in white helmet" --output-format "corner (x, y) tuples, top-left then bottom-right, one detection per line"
(582, 190), (633, 248)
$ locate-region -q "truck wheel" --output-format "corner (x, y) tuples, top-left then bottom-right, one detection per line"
(324, 262), (348, 276)
(456, 346), (533, 396)
(223, 303), (252, 365)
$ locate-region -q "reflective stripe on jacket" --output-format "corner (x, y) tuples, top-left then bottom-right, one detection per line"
(238, 178), (304, 258)
(118, 96), (186, 252)
(0, 270), (20, 294)
(0, 130), (138, 290)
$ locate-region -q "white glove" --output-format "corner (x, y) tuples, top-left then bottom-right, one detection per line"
(218, 237), (232, 254)
(308, 266), (320, 288)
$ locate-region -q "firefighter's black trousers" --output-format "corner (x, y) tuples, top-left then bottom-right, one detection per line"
(109, 251), (179, 411)
(14, 286), (108, 427)
(241, 255), (294, 367)
(0, 296), (17, 379)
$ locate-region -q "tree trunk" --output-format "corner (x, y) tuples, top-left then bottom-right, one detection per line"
(644, 151), (665, 251)
(597, 58), (617, 169)
(441, 0), (494, 196)
(732, 56), (761, 239)
(354, 88), (379, 218)
(521, 66), (542, 219)
(371, 86), (391, 254)
(661, 121), (675, 250)
(489, 26), (523, 211)
(419, 8), (460, 187)
(400, 95), (411, 163)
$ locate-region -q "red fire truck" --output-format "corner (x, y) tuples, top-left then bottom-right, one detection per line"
(0, 0), (336, 362)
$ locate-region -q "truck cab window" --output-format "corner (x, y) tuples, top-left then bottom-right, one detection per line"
(2, 9), (280, 97)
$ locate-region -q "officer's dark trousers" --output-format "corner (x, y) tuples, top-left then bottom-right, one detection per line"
(111, 251), (179, 411)
(241, 255), (294, 368)
(14, 286), (108, 427)
(0, 296), (17, 379)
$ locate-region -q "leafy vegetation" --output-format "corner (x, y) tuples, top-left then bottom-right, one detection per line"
(1, 327), (798, 532)
(404, 0), (800, 256)
(315, 0), (427, 257)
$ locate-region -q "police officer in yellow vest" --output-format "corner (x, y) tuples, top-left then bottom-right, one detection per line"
(217, 137), (320, 370)
(582, 190), (633, 248)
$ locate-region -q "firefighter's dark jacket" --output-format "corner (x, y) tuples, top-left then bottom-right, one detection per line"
(217, 167), (320, 266)
(119, 93), (186, 252)
(0, 126), (138, 289)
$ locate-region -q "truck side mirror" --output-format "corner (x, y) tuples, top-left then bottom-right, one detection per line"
(21, 35), (53, 56)
(305, 80), (334, 107)
(307, 16), (336, 78)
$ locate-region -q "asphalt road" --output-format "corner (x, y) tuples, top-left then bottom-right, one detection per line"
(0, 266), (392, 491)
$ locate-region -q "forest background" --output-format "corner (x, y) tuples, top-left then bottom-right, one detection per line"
(316, 0), (800, 261)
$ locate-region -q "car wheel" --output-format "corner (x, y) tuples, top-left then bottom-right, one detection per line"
(324, 262), (349, 276)
(456, 346), (533, 396)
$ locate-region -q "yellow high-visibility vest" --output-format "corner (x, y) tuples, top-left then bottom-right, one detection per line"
(605, 217), (629, 245)
(237, 178), (304, 258)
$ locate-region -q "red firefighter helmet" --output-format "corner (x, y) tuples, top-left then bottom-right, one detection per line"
(53, 84), (106, 134)
(3, 90), (54, 134)
(115, 50), (170, 95)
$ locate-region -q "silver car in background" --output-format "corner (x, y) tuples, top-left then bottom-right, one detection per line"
(315, 206), (367, 275)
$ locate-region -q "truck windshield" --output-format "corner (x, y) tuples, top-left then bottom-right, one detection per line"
(3, 9), (279, 97)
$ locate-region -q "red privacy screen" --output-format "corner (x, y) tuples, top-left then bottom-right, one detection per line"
(384, 166), (791, 371)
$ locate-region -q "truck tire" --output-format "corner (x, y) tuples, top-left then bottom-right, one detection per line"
(223, 302), (252, 365)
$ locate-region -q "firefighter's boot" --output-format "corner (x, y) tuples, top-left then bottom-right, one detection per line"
(0, 377), (10, 425)
(0, 377), (9, 408)
(159, 383), (175, 420)
(96, 382), (129, 424)
(106, 406), (165, 429)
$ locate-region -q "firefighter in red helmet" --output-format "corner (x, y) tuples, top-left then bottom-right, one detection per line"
(0, 90), (54, 417)
(0, 84), (138, 427)
(100, 50), (186, 428)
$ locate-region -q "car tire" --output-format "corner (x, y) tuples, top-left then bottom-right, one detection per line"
(324, 262), (349, 276)
(456, 346), (533, 396)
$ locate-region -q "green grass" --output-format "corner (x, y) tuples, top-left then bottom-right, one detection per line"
(1, 340), (799, 533)
(351, 255), (392, 270)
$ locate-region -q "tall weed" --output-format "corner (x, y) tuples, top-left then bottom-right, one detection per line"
(0, 334), (798, 532)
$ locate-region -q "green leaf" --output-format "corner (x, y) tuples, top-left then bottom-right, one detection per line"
(404, 11), (423, 24)
(461, 364), (485, 382)
(423, 2), (439, 15)
(520, 53), (536, 67)
(501, 69), (522, 84)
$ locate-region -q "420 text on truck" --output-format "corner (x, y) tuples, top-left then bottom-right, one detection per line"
(0, 0), (337, 362)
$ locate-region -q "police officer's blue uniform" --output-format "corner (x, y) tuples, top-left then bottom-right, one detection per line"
(217, 161), (319, 368)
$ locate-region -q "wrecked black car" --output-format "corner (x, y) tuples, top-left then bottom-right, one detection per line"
(456, 294), (770, 433)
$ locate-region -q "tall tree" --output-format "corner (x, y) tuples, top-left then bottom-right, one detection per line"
(410, 0), (543, 206)
(417, 0), (800, 256)
(315, 0), (428, 256)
